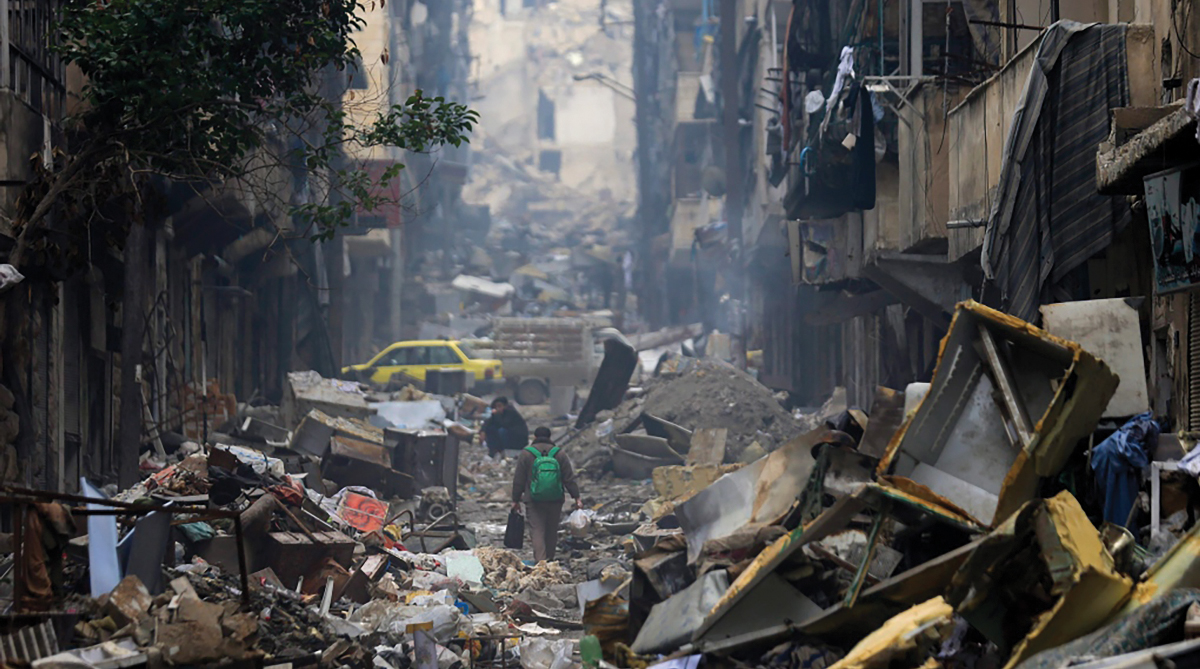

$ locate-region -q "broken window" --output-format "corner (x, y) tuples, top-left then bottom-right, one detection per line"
(537, 90), (556, 140)
(539, 150), (562, 178)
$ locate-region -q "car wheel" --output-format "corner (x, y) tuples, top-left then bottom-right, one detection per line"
(516, 378), (548, 405)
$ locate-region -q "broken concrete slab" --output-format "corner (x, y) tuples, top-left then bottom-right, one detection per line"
(879, 301), (1118, 527)
(282, 371), (374, 429)
(176, 595), (225, 630)
(1040, 298), (1149, 419)
(102, 576), (152, 628)
(687, 429), (727, 466)
(156, 620), (225, 665)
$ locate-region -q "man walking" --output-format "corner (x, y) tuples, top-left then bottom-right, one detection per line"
(482, 397), (529, 458)
(512, 427), (582, 562)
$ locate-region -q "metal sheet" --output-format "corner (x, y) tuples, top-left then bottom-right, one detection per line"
(632, 570), (730, 655)
(880, 301), (1118, 527)
(675, 427), (853, 563)
(691, 483), (978, 649)
(1040, 298), (1149, 419)
(615, 435), (684, 460)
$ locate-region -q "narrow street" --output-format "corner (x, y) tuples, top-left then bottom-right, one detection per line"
(5, 0), (1200, 668)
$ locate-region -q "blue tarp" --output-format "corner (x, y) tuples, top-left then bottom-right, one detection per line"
(1092, 411), (1160, 531)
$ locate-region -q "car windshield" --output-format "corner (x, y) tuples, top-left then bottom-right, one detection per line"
(456, 342), (480, 359)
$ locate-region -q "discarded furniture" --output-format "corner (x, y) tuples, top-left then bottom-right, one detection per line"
(878, 300), (1118, 527)
(387, 429), (460, 501)
(321, 435), (415, 498)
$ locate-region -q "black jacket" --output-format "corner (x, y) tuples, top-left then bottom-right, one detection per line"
(484, 407), (528, 446)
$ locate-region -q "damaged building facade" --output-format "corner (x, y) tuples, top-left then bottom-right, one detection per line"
(632, 0), (1200, 417)
(0, 0), (476, 491)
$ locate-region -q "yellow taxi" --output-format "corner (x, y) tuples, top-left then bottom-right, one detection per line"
(342, 340), (502, 387)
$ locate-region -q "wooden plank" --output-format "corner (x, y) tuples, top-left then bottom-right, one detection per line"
(687, 428), (727, 466)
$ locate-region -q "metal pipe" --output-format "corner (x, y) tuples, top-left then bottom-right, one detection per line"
(233, 515), (251, 607)
(843, 508), (886, 608)
(879, 0), (885, 76)
(968, 18), (1046, 31)
(910, 0), (922, 77)
(976, 324), (1034, 447)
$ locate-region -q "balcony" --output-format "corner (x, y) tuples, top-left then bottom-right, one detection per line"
(946, 24), (1157, 261)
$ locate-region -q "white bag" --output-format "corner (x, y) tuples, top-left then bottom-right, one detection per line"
(518, 638), (573, 669)
(565, 509), (595, 537)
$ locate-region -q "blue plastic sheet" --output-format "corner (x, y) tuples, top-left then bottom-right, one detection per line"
(1092, 411), (1160, 531)
(81, 478), (120, 597)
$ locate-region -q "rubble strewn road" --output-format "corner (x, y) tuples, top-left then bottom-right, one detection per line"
(6, 303), (1200, 669)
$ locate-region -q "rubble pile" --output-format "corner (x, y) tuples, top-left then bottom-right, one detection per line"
(639, 359), (803, 458)
(0, 369), (620, 669)
(566, 358), (804, 475)
(558, 300), (1200, 669)
(12, 301), (1200, 669)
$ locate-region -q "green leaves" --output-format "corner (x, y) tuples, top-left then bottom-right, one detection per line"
(49, 0), (477, 243)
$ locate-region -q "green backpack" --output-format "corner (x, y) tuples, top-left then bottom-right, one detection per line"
(526, 445), (563, 501)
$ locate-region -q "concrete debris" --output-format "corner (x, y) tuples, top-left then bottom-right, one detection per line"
(11, 300), (1200, 669)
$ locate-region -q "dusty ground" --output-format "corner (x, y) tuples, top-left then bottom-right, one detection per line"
(456, 435), (652, 621)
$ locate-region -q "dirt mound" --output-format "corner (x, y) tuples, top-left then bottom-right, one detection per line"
(641, 359), (803, 460)
(567, 358), (803, 473)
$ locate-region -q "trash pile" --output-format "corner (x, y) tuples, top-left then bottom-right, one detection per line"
(0, 370), (599, 669)
(541, 300), (1200, 669)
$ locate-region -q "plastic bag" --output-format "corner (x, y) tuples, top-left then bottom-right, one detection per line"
(0, 265), (24, 293)
(566, 509), (595, 537)
(518, 638), (573, 669)
(594, 419), (614, 438)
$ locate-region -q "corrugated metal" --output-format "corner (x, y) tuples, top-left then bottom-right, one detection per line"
(1189, 292), (1200, 431)
(0, 620), (59, 663)
(981, 23), (1132, 322)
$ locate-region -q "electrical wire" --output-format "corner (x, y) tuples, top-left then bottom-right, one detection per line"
(1174, 0), (1200, 61)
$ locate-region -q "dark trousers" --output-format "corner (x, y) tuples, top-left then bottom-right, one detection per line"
(484, 425), (520, 456)
(527, 500), (563, 563)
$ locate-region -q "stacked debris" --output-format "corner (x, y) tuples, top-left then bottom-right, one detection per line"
(0, 369), (601, 669)
(537, 300), (1200, 669)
